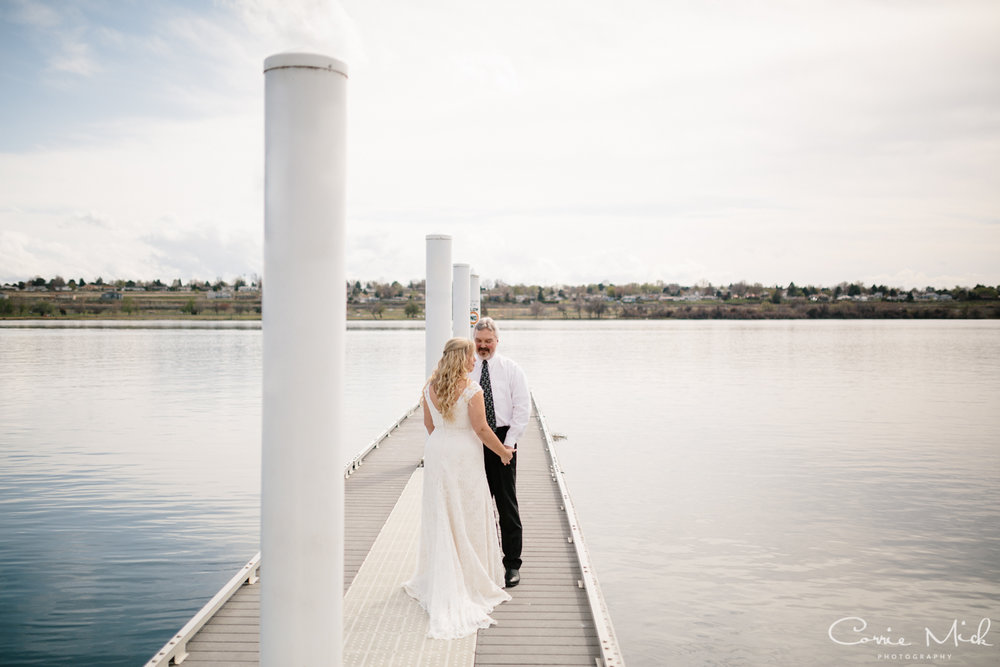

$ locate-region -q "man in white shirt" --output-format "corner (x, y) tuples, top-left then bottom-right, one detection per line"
(472, 317), (530, 587)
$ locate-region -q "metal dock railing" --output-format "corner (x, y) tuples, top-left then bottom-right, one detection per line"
(146, 396), (624, 667)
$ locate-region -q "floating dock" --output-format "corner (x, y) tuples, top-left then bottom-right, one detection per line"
(146, 397), (623, 666)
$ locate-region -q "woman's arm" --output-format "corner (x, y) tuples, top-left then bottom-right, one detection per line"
(423, 395), (434, 435)
(468, 391), (512, 465)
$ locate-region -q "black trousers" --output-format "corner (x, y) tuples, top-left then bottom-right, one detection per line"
(483, 425), (522, 570)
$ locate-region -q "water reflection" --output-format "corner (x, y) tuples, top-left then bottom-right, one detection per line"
(1, 321), (998, 666)
(0, 326), (424, 665)
(501, 320), (1000, 666)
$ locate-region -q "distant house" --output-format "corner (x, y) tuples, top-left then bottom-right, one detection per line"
(916, 291), (952, 301)
(100, 291), (123, 301)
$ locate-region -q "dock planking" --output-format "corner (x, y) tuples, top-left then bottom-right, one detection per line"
(146, 398), (621, 666)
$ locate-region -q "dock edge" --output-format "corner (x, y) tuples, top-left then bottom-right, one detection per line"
(144, 553), (261, 666)
(144, 398), (626, 666)
(535, 393), (626, 667)
(344, 403), (422, 479)
(144, 406), (420, 666)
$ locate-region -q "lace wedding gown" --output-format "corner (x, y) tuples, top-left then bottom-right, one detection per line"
(404, 383), (511, 639)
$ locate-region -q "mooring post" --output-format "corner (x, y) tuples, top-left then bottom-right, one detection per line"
(262, 52), (347, 667)
(425, 234), (452, 377)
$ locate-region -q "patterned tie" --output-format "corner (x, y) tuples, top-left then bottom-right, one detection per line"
(480, 359), (497, 430)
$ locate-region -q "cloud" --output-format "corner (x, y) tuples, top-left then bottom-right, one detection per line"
(0, 108), (263, 283)
(0, 215), (261, 285)
(61, 210), (112, 229)
(47, 33), (100, 76)
(0, 223), (151, 284)
(225, 0), (364, 62)
(5, 2), (101, 78)
(0, 230), (36, 280)
(456, 51), (521, 96)
(1, 1), (998, 290)
(5, 0), (61, 29)
(144, 225), (259, 282)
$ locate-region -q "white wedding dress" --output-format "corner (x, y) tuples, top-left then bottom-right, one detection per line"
(403, 383), (511, 639)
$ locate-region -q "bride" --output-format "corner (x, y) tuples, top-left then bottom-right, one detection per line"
(404, 337), (514, 639)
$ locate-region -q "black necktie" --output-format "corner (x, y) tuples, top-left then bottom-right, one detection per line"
(480, 359), (496, 430)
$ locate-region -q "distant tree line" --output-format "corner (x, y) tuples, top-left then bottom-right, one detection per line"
(3, 275), (261, 292)
(5, 275), (999, 303)
(472, 279), (999, 304)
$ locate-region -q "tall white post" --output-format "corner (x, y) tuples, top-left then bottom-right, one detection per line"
(262, 52), (347, 667)
(425, 235), (452, 377)
(470, 272), (481, 333)
(452, 263), (471, 339)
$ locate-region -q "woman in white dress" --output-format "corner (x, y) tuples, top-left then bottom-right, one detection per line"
(404, 337), (514, 639)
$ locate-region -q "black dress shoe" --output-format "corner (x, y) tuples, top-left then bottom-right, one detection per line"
(505, 568), (520, 587)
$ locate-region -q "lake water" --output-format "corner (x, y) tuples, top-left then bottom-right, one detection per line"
(1, 319), (998, 666)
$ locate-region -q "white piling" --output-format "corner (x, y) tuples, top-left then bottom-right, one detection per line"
(470, 272), (481, 332)
(452, 263), (471, 339)
(261, 52), (347, 667)
(426, 235), (452, 377)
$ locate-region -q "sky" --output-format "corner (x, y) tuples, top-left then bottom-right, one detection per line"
(1, 0), (998, 290)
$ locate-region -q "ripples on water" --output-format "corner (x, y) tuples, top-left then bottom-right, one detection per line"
(503, 320), (1000, 667)
(1, 320), (998, 666)
(0, 325), (424, 666)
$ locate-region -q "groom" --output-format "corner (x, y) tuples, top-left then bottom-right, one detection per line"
(472, 317), (530, 588)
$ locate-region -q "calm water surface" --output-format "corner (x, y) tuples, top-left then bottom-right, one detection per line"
(1, 320), (998, 666)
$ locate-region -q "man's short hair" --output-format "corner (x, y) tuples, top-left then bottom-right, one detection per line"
(474, 316), (498, 336)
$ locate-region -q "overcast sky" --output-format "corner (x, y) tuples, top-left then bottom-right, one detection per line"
(1, 0), (998, 289)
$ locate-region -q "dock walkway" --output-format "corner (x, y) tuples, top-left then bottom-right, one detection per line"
(146, 398), (622, 667)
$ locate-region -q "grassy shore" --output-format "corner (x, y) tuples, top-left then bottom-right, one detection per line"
(481, 300), (1000, 320)
(2, 289), (999, 321)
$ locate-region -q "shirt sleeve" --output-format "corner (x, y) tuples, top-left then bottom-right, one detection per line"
(505, 361), (531, 446)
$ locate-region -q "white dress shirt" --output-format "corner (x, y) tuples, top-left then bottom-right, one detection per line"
(471, 351), (530, 446)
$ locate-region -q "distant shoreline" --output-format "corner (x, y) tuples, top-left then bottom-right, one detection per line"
(483, 302), (1000, 320)
(5, 280), (999, 322)
(2, 296), (998, 322)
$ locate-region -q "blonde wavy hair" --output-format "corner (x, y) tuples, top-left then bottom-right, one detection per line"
(427, 337), (474, 421)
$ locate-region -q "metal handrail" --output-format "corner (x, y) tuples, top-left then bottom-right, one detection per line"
(145, 404), (421, 665)
(343, 403), (421, 478)
(144, 552), (261, 666)
(145, 401), (623, 666)
(534, 393), (626, 667)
